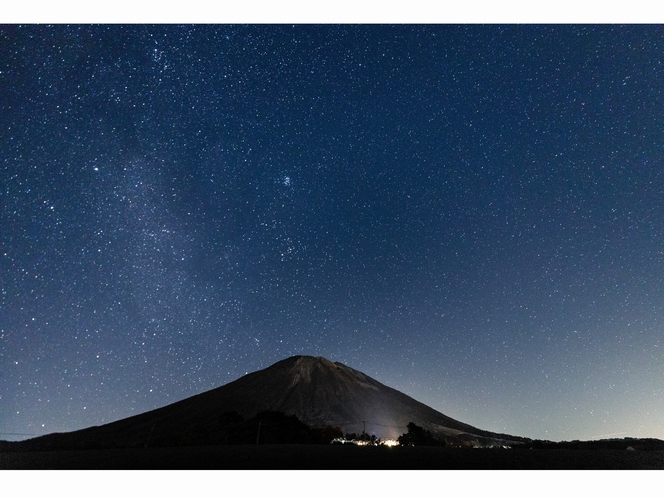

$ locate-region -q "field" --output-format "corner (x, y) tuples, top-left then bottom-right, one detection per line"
(2, 444), (664, 470)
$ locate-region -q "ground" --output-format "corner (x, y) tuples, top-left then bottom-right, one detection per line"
(2, 444), (664, 470)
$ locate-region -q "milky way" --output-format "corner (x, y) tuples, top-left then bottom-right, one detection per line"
(2, 25), (663, 442)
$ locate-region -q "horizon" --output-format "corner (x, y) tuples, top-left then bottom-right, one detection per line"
(2, 24), (663, 444)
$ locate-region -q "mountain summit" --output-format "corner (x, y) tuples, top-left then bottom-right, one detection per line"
(12, 356), (525, 449)
(218, 355), (488, 439)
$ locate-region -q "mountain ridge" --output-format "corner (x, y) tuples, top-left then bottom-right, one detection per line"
(4, 355), (529, 449)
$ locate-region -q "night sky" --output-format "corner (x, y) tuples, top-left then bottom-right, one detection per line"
(2, 24), (664, 443)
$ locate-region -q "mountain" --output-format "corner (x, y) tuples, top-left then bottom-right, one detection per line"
(6, 356), (527, 450)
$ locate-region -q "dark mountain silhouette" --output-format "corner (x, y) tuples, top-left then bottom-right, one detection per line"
(5, 356), (528, 450)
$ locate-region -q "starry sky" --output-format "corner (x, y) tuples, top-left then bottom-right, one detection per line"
(2, 24), (664, 443)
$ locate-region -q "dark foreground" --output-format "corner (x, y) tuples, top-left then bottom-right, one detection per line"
(2, 444), (664, 470)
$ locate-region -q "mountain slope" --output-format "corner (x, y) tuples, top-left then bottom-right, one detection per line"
(9, 356), (526, 449)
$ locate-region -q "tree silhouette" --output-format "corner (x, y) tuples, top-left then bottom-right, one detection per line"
(398, 422), (444, 447)
(309, 425), (343, 444)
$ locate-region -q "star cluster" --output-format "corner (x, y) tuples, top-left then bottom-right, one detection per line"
(2, 25), (663, 441)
